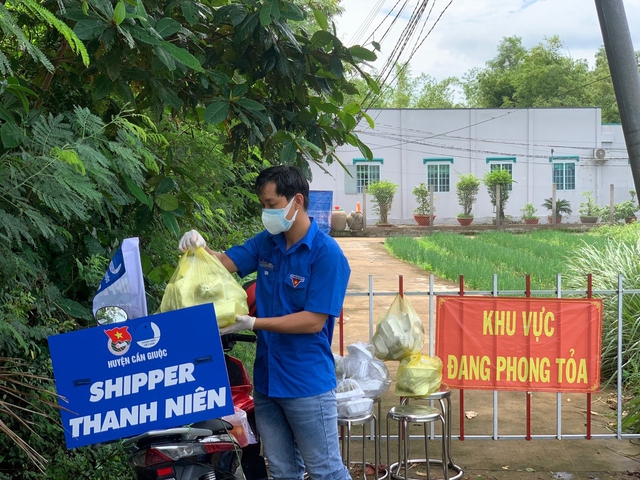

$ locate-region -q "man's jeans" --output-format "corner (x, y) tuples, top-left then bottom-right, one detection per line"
(254, 389), (351, 480)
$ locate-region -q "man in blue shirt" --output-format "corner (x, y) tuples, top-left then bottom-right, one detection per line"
(179, 165), (352, 480)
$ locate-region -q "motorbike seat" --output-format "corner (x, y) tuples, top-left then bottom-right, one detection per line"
(192, 418), (234, 434)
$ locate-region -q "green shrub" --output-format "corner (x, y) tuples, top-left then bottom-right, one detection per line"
(368, 180), (398, 224)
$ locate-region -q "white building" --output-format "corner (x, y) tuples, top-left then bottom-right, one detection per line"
(309, 108), (632, 225)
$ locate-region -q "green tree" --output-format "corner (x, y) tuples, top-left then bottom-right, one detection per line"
(347, 64), (461, 108)
(368, 179), (398, 224)
(483, 169), (514, 220)
(591, 47), (620, 123)
(463, 36), (593, 108)
(0, 0), (379, 475)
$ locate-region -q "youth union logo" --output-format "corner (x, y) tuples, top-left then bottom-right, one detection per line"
(135, 321), (161, 348)
(104, 326), (132, 356)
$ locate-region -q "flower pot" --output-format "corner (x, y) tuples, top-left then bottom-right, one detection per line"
(547, 215), (562, 224)
(524, 218), (539, 225)
(580, 216), (599, 224)
(414, 214), (436, 226)
(457, 217), (474, 226)
(625, 216), (637, 224)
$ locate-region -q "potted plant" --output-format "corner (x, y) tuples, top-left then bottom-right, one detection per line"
(614, 191), (638, 223)
(455, 173), (481, 226)
(412, 182), (436, 226)
(520, 202), (539, 225)
(578, 191), (601, 224)
(368, 179), (398, 225)
(542, 197), (572, 223)
(483, 169), (514, 221)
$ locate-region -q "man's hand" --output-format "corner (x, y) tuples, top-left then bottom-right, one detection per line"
(220, 315), (256, 335)
(179, 229), (206, 252)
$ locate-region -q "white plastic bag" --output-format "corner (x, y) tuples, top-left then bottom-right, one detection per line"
(342, 342), (391, 398)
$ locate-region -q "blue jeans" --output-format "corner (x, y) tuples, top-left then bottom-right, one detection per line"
(254, 389), (351, 480)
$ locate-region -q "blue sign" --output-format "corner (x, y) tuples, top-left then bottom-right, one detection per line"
(48, 304), (234, 449)
(309, 190), (333, 234)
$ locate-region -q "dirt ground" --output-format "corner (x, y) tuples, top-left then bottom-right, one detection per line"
(333, 237), (640, 480)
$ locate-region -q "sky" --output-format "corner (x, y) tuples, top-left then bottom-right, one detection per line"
(332, 0), (640, 82)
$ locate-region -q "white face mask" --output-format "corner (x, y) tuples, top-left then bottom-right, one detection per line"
(262, 197), (299, 235)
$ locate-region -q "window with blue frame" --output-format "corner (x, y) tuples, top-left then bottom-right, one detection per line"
(550, 156), (577, 191)
(424, 158), (453, 193)
(345, 159), (383, 194)
(487, 157), (515, 191)
(356, 163), (380, 193)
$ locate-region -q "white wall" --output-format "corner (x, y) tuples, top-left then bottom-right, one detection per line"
(309, 107), (630, 225)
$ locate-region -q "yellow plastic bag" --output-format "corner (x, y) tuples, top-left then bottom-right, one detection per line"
(395, 353), (443, 397)
(371, 294), (424, 361)
(159, 247), (248, 328)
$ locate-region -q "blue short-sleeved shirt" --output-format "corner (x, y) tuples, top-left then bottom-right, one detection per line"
(226, 219), (351, 398)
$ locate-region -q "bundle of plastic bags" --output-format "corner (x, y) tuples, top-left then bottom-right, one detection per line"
(334, 342), (392, 418)
(159, 247), (249, 327)
(336, 377), (373, 418)
(395, 353), (443, 397)
(371, 294), (424, 361)
(340, 342), (391, 398)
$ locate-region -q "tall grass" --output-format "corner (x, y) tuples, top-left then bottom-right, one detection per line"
(385, 230), (609, 291)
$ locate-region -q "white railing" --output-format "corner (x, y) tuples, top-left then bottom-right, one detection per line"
(340, 273), (640, 440)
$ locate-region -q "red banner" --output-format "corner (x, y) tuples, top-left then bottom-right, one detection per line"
(435, 297), (602, 393)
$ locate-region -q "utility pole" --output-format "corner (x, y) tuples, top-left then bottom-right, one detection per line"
(594, 0), (640, 196)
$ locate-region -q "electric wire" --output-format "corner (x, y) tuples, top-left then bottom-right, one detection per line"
(347, 0), (389, 47)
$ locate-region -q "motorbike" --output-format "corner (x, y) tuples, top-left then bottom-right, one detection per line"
(96, 283), (266, 480)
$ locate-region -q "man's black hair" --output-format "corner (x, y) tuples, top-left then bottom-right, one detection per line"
(255, 165), (310, 210)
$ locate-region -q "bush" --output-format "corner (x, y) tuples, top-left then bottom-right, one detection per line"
(368, 180), (398, 224)
(542, 197), (572, 217)
(483, 170), (513, 219)
(456, 174), (480, 217)
(412, 183), (435, 215)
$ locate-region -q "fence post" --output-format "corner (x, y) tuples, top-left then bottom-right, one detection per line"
(496, 184), (502, 229)
(362, 186), (367, 231)
(552, 184), (557, 225)
(429, 184), (435, 231)
(610, 184), (615, 223)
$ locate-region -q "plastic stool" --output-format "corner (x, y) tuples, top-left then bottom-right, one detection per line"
(339, 411), (379, 480)
(401, 391), (463, 480)
(386, 405), (447, 480)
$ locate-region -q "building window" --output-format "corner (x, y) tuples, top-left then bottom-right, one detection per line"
(356, 163), (380, 193)
(548, 156), (578, 191)
(487, 157), (515, 192)
(345, 158), (383, 194)
(427, 164), (450, 192)
(489, 163), (513, 191)
(553, 162), (576, 191)
(423, 158), (453, 193)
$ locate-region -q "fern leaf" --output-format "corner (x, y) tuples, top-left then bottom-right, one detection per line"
(0, 209), (35, 247)
(29, 113), (73, 154)
(0, 3), (55, 72)
(51, 146), (86, 175)
(72, 106), (105, 139)
(0, 50), (12, 76)
(19, 0), (90, 67)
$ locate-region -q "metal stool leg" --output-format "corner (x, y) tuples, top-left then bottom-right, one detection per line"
(347, 421), (352, 473)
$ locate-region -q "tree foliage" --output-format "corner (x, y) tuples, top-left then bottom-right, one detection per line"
(483, 169), (513, 220)
(464, 36), (593, 108)
(0, 0), (378, 475)
(349, 63), (461, 108)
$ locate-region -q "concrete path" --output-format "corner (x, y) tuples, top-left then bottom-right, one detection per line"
(334, 237), (640, 480)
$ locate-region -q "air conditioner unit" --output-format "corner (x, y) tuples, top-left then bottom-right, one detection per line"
(593, 148), (609, 163)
